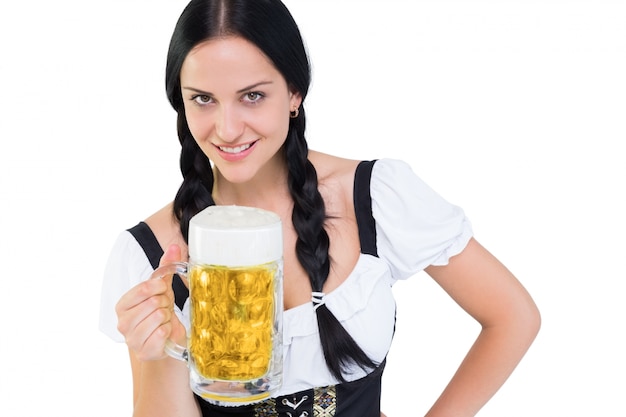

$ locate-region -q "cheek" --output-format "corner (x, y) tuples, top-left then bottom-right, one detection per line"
(184, 109), (213, 142)
(252, 116), (288, 139)
(254, 104), (291, 139)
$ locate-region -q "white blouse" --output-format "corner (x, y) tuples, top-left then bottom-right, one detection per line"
(99, 158), (473, 397)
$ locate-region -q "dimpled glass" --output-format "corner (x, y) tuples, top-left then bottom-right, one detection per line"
(189, 262), (278, 381)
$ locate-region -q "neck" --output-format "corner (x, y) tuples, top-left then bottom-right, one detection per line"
(212, 159), (291, 212)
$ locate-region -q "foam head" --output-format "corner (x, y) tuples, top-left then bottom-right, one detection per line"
(188, 205), (283, 266)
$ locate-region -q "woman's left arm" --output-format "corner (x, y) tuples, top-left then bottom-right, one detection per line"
(423, 237), (541, 417)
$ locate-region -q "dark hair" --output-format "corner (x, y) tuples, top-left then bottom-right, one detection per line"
(165, 0), (376, 382)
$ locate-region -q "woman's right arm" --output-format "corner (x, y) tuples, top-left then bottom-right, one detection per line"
(116, 245), (201, 417)
(128, 349), (200, 416)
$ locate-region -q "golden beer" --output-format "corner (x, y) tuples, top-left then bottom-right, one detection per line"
(162, 205), (284, 402)
(189, 262), (278, 381)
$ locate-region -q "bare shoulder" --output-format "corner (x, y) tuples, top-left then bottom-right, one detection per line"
(144, 202), (188, 257)
(308, 150), (361, 188)
(308, 150), (362, 216)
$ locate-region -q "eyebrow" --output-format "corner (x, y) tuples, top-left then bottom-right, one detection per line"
(182, 81), (274, 95)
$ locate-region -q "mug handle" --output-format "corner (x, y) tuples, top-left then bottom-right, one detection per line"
(150, 262), (190, 363)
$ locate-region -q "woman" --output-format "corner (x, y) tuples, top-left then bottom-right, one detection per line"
(99, 0), (541, 415)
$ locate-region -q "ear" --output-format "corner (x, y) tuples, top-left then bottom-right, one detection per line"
(289, 90), (303, 111)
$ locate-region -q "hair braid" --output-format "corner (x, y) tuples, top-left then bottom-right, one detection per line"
(173, 112), (215, 241)
(285, 108), (377, 383)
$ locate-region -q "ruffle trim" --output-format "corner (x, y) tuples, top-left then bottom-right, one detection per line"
(282, 254), (390, 346)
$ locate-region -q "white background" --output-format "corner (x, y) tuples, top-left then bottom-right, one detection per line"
(1, 0), (624, 415)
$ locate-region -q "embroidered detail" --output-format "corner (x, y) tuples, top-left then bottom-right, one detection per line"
(254, 387), (336, 417)
(311, 292), (325, 311)
(254, 398), (279, 417)
(313, 386), (337, 416)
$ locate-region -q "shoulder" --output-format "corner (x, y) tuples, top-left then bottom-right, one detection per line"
(144, 202), (188, 257)
(308, 150), (362, 216)
(308, 150), (361, 181)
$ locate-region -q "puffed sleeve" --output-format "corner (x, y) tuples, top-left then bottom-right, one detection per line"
(98, 231), (155, 342)
(371, 159), (473, 280)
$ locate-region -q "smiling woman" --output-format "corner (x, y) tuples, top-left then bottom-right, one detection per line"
(180, 37), (300, 181)
(98, 1), (540, 416)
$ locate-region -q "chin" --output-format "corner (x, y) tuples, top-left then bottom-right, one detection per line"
(216, 166), (259, 185)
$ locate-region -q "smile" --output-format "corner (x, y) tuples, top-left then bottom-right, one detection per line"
(218, 143), (253, 154)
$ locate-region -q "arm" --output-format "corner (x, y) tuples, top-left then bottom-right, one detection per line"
(116, 245), (201, 417)
(423, 238), (540, 417)
(128, 349), (200, 416)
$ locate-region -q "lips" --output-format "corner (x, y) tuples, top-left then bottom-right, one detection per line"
(218, 143), (252, 154)
(215, 140), (258, 161)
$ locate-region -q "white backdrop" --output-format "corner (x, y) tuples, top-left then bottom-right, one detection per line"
(1, 0), (624, 415)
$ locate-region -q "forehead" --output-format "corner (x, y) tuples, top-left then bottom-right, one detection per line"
(181, 36), (283, 87)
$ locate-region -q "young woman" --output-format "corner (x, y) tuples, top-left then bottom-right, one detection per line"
(99, 1), (541, 416)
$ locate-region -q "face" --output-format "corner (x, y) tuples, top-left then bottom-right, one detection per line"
(180, 36), (302, 185)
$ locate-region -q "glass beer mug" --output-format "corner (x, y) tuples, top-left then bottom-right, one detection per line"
(152, 205), (284, 404)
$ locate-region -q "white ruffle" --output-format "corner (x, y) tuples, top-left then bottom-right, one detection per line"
(279, 254), (396, 394)
(371, 159), (473, 280)
(282, 254), (393, 345)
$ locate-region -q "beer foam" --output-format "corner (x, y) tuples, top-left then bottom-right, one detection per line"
(195, 205), (280, 228)
(188, 205), (283, 266)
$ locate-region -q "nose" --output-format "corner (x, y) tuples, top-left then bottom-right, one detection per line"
(215, 105), (244, 143)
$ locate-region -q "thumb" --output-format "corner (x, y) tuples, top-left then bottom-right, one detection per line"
(157, 244), (187, 346)
(160, 244), (182, 266)
(149, 244), (183, 286)
(160, 244), (188, 288)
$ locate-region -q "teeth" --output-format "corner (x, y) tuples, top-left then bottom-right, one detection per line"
(219, 143), (252, 154)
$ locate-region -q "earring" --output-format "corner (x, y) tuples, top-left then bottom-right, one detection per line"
(290, 108), (299, 118)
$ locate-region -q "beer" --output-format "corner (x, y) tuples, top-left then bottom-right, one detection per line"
(189, 262), (278, 381)
(160, 205), (284, 402)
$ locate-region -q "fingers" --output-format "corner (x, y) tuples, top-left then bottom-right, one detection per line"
(115, 244), (186, 361)
(115, 279), (175, 360)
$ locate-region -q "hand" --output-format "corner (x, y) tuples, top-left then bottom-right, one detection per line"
(115, 244), (187, 361)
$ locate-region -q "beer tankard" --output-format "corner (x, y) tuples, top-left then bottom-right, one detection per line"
(151, 205), (284, 404)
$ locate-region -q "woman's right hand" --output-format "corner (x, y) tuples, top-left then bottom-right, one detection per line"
(115, 244), (187, 361)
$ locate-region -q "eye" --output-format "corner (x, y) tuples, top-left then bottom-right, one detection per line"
(242, 91), (264, 103)
(191, 94), (213, 105)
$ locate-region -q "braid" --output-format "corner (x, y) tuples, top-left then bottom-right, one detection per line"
(285, 108), (377, 382)
(172, 112), (215, 241)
